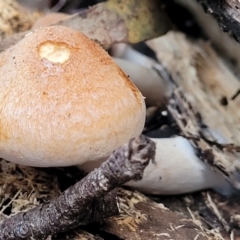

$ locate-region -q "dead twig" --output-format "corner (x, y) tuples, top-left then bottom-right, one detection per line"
(0, 135), (156, 240)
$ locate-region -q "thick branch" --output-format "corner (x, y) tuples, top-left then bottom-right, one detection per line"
(0, 0), (170, 52)
(0, 135), (155, 240)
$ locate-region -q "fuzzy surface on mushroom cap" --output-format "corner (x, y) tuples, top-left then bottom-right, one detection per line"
(0, 26), (145, 167)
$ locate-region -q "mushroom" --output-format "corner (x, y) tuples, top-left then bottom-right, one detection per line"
(113, 58), (169, 107)
(81, 136), (232, 195)
(111, 44), (173, 106)
(0, 25), (232, 196)
(125, 137), (233, 195)
(0, 25), (145, 167)
(111, 43), (160, 69)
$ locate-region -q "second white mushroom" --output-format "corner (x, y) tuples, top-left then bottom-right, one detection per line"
(81, 136), (232, 195)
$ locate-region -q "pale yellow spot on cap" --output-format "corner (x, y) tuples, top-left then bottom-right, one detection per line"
(38, 42), (70, 63)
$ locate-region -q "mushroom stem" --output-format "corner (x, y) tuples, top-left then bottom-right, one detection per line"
(80, 136), (233, 195)
(126, 137), (233, 195)
(0, 135), (155, 240)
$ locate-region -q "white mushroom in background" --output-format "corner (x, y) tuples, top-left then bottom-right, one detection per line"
(0, 25), (233, 196)
(111, 44), (174, 104)
(113, 58), (169, 107)
(111, 43), (153, 67)
(111, 42), (172, 76)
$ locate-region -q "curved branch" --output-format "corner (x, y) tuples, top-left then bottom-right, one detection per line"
(0, 135), (155, 240)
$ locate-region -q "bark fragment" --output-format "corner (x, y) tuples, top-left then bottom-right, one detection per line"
(198, 0), (240, 42)
(104, 189), (209, 240)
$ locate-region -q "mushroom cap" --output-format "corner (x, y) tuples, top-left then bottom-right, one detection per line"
(0, 26), (145, 167)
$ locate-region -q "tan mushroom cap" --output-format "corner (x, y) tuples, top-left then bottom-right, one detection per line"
(0, 26), (145, 167)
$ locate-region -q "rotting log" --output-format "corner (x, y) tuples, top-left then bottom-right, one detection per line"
(147, 29), (240, 198)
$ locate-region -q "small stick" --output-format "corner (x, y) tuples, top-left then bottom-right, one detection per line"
(0, 135), (155, 240)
